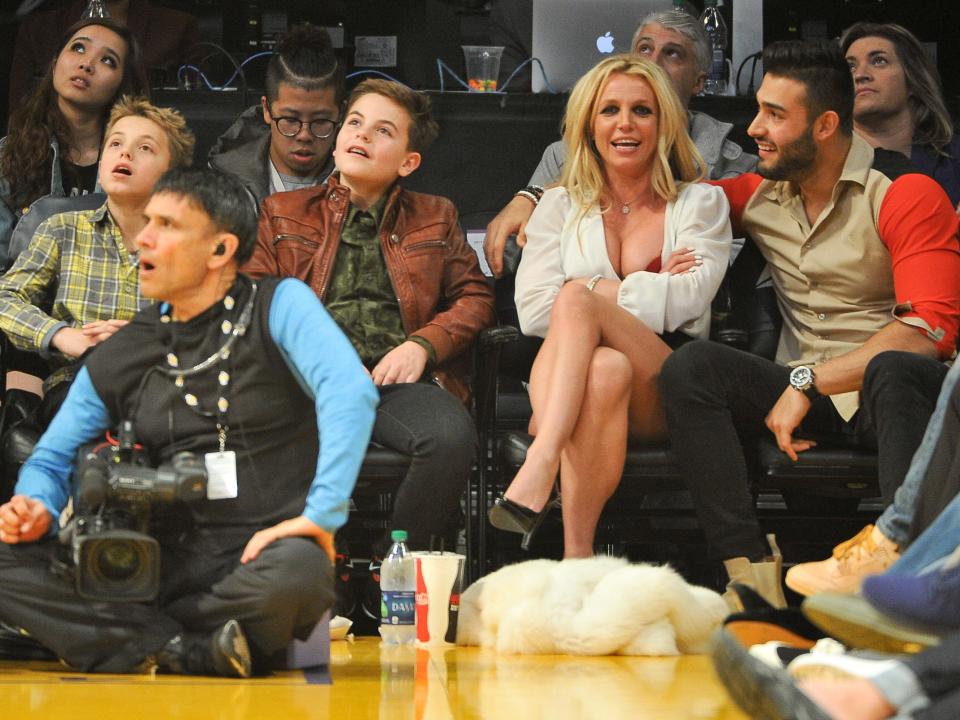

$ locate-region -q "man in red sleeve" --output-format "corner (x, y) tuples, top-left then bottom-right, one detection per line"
(658, 40), (960, 607)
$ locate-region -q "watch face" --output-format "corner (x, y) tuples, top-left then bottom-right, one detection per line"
(791, 366), (814, 389)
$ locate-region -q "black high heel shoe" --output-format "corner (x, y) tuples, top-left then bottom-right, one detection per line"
(488, 493), (561, 551)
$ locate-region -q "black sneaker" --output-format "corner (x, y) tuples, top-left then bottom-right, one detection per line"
(361, 559), (382, 621)
(0, 621), (56, 661)
(333, 546), (356, 618)
(157, 619), (252, 678)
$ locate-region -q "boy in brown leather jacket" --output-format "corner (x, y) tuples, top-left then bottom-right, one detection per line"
(247, 79), (494, 616)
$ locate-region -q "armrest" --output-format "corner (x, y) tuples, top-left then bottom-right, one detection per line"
(473, 325), (521, 438)
(478, 325), (520, 350)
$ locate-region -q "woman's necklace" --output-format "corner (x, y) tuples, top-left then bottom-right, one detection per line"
(610, 189), (649, 215)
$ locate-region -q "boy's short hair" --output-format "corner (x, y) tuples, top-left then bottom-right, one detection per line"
(153, 168), (257, 264)
(346, 79), (439, 153)
(105, 96), (196, 169)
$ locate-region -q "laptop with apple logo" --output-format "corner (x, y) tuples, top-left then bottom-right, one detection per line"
(531, 0), (662, 92)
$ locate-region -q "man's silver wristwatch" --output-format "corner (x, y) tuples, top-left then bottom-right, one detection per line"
(789, 365), (821, 400)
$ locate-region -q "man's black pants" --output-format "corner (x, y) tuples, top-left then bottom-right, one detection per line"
(0, 527), (333, 673)
(658, 343), (946, 560)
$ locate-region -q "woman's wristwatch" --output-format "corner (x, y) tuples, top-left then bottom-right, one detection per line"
(789, 365), (821, 400)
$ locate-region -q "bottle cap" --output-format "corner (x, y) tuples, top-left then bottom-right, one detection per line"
(391, 530), (408, 542)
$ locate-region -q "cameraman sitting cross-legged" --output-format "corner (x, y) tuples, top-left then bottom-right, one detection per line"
(0, 168), (377, 677)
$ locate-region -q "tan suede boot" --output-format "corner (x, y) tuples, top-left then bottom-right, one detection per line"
(723, 535), (788, 611)
(785, 524), (900, 597)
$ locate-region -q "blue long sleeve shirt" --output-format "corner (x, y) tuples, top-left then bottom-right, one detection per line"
(16, 278), (378, 534)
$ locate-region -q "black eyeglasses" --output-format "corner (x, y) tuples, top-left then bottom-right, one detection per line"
(270, 115), (338, 139)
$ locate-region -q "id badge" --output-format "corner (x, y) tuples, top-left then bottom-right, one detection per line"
(205, 451), (238, 500)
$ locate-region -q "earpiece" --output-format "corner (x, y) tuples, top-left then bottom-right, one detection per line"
(214, 243), (226, 256)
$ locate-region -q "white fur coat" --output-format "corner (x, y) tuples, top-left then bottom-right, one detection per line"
(456, 557), (727, 656)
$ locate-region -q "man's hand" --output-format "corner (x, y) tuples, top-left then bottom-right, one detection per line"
(484, 195), (536, 278)
(81, 319), (129, 345)
(240, 515), (335, 564)
(371, 341), (428, 386)
(51, 327), (96, 359)
(0, 495), (52, 544)
(765, 387), (817, 462)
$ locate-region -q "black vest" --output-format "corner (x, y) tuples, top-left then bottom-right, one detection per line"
(85, 275), (318, 527)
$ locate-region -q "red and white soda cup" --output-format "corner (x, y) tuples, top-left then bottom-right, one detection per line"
(413, 552), (465, 646)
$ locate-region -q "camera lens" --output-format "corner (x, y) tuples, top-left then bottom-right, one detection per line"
(96, 540), (141, 581)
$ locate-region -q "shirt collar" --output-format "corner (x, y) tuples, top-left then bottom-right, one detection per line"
(763, 132), (874, 203)
(345, 191), (388, 228)
(90, 199), (112, 224)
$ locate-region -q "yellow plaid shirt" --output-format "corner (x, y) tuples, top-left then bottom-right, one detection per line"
(0, 202), (147, 390)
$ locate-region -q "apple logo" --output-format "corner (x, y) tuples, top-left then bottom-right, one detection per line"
(596, 31), (615, 54)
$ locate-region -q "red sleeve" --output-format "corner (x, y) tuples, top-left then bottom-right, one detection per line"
(708, 173), (764, 237)
(878, 173), (960, 358)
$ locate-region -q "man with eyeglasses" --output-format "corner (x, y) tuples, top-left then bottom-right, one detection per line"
(209, 25), (343, 208)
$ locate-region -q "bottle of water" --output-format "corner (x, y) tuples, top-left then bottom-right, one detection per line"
(700, 0), (728, 95)
(379, 529), (416, 645)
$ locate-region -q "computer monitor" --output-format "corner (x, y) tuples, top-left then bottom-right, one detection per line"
(530, 0), (662, 92)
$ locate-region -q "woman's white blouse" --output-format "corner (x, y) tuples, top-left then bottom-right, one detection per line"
(515, 183), (732, 339)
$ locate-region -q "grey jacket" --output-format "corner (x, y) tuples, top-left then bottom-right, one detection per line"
(0, 135), (70, 269)
(528, 110), (758, 186)
(208, 105), (335, 210)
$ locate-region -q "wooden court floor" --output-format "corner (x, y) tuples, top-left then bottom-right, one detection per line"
(0, 637), (749, 719)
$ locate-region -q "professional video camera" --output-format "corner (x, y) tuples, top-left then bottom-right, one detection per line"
(58, 421), (207, 602)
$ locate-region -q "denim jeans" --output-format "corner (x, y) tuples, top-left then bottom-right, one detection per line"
(371, 381), (477, 556)
(658, 343), (944, 560)
(876, 359), (958, 548)
(886, 361), (960, 575)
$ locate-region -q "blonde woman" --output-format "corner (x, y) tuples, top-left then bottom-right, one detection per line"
(488, 55), (732, 557)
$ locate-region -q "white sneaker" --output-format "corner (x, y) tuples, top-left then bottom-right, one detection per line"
(788, 650), (899, 682)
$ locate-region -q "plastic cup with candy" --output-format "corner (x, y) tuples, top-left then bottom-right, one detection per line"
(462, 46), (504, 92)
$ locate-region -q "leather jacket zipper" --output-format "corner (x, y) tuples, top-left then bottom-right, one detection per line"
(272, 233), (318, 247)
(404, 239), (447, 251)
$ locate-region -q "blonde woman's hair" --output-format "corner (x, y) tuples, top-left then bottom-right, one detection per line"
(559, 54), (704, 221)
(104, 96), (195, 169)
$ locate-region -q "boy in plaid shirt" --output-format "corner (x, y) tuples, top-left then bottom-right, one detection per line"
(0, 97), (193, 421)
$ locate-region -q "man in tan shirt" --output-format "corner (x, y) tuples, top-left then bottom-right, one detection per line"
(658, 40), (960, 606)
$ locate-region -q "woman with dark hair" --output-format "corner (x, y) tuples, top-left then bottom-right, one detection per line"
(841, 22), (960, 205)
(0, 18), (148, 266)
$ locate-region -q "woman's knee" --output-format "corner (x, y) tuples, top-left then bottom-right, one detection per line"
(585, 347), (633, 402)
(550, 282), (595, 322)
